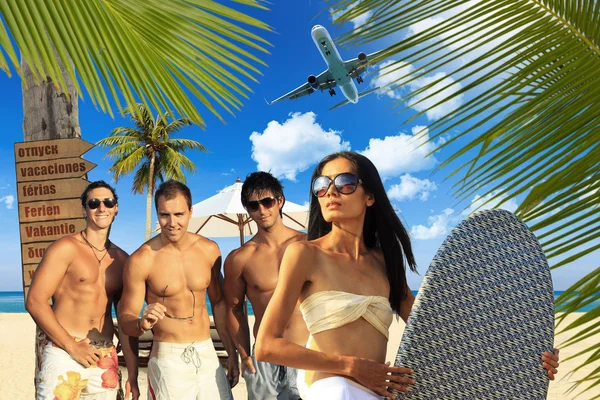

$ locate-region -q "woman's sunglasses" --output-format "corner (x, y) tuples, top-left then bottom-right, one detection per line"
(246, 197), (278, 213)
(312, 172), (362, 198)
(87, 198), (117, 209)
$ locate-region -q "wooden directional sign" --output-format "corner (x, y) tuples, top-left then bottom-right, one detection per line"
(14, 138), (94, 163)
(16, 158), (96, 183)
(17, 178), (90, 202)
(20, 218), (87, 244)
(15, 138), (95, 303)
(23, 264), (38, 286)
(19, 199), (83, 223)
(22, 242), (53, 264)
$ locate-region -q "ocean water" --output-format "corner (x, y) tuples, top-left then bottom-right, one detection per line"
(1, 291), (597, 314)
(0, 291), (255, 316)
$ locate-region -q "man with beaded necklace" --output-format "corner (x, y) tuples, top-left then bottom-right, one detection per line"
(26, 180), (139, 399)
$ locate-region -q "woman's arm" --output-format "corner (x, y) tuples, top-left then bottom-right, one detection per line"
(256, 242), (414, 398)
(398, 286), (415, 323)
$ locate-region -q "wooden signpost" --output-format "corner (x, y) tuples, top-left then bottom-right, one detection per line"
(15, 138), (95, 301)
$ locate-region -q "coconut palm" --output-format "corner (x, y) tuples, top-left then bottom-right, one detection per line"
(330, 0), (599, 396)
(97, 104), (206, 240)
(0, 1), (271, 130)
(2, 2), (269, 390)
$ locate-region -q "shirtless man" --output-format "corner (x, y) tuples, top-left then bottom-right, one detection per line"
(224, 171), (308, 399)
(118, 180), (237, 400)
(26, 180), (139, 400)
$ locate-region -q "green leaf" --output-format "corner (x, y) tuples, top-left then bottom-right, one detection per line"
(330, 0), (600, 394)
(0, 0), (271, 126)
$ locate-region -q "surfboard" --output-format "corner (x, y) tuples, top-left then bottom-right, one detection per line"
(393, 209), (554, 399)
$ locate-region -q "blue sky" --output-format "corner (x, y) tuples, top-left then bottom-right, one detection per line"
(0, 1), (595, 291)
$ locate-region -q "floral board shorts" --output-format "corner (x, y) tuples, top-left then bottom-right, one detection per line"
(35, 336), (121, 400)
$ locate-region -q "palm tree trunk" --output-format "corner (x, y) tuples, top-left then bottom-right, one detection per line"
(22, 57), (80, 141)
(146, 151), (156, 241)
(21, 55), (82, 397)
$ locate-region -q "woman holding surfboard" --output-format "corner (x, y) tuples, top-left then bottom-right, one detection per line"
(256, 151), (559, 399)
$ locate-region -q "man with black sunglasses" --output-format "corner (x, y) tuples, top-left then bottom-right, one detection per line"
(26, 180), (139, 400)
(224, 171), (308, 400)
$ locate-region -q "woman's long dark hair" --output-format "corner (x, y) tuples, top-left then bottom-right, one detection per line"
(308, 151), (417, 313)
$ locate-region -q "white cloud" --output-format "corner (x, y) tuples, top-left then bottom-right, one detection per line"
(406, 16), (446, 42)
(387, 174), (438, 201)
(250, 112), (350, 181)
(359, 126), (437, 179)
(330, 1), (374, 31)
(0, 195), (15, 209)
(407, 72), (464, 120)
(221, 168), (236, 176)
(371, 61), (415, 100)
(462, 190), (519, 215)
(404, 1), (527, 69)
(411, 188), (518, 240)
(371, 62), (463, 120)
(411, 208), (455, 240)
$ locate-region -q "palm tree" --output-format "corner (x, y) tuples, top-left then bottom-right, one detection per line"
(97, 104), (207, 240)
(2, 2), (269, 390)
(1, 1), (271, 132)
(330, 0), (599, 396)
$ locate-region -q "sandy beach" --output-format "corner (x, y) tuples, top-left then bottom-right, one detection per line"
(1, 313), (596, 399)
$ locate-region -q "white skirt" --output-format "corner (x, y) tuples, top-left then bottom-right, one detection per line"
(306, 376), (383, 400)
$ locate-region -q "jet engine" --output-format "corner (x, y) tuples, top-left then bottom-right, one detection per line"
(358, 52), (367, 62)
(308, 75), (319, 90)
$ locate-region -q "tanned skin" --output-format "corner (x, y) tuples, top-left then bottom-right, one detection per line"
(224, 190), (309, 375)
(255, 157), (560, 398)
(27, 186), (139, 399)
(118, 192), (239, 387)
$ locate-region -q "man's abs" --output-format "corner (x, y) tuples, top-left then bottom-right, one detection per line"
(53, 296), (116, 342)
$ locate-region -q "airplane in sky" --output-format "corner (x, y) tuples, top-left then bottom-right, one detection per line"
(267, 25), (383, 111)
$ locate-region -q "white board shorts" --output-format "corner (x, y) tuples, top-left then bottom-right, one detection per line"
(147, 339), (233, 400)
(306, 376), (383, 400)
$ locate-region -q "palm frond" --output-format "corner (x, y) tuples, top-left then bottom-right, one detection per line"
(103, 141), (145, 161)
(331, 0), (600, 393)
(96, 134), (142, 148)
(167, 138), (208, 153)
(108, 146), (146, 181)
(131, 162), (150, 194)
(0, 0), (271, 127)
(165, 118), (193, 135)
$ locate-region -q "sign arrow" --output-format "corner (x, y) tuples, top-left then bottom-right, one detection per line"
(14, 138), (94, 162)
(17, 178), (90, 202)
(16, 158), (96, 183)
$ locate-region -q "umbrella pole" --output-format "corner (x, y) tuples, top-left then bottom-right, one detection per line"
(238, 215), (248, 317)
(238, 214), (245, 246)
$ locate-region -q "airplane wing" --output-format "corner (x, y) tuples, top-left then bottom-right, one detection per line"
(329, 86), (380, 111)
(266, 69), (336, 105)
(345, 50), (386, 79)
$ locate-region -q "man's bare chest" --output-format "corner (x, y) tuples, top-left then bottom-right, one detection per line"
(147, 253), (212, 295)
(65, 254), (122, 296)
(243, 250), (285, 293)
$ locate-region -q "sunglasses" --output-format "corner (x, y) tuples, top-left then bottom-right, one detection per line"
(161, 285), (195, 320)
(312, 172), (363, 197)
(246, 197), (279, 213)
(87, 198), (117, 209)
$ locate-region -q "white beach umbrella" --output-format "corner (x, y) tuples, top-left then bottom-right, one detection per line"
(185, 178), (309, 245)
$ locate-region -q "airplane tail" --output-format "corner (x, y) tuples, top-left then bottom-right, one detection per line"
(329, 87), (380, 111)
